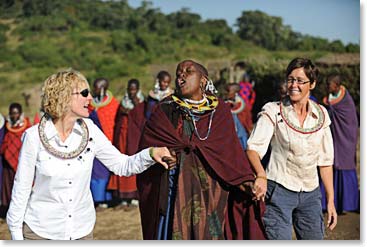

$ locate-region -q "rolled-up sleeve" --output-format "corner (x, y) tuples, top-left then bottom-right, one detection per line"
(7, 131), (37, 240)
(92, 122), (155, 176)
(247, 103), (276, 159)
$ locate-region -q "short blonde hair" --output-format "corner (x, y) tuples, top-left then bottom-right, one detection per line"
(41, 69), (89, 119)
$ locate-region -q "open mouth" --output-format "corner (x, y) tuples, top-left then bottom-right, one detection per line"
(289, 89), (301, 94)
(178, 78), (186, 88)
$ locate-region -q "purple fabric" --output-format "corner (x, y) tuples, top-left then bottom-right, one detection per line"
(90, 128), (111, 203)
(89, 110), (103, 130)
(89, 111), (110, 182)
(320, 169), (359, 213)
(91, 159), (110, 180)
(326, 90), (358, 170)
(144, 97), (159, 120)
(90, 178), (112, 202)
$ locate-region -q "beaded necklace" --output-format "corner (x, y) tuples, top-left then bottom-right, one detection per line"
(6, 114), (28, 133)
(227, 94), (246, 114)
(280, 99), (325, 134)
(326, 85), (346, 105)
(38, 115), (89, 159)
(91, 90), (113, 109)
(172, 95), (218, 113)
(148, 87), (174, 101)
(172, 95), (218, 141)
(189, 109), (216, 141)
(183, 96), (207, 105)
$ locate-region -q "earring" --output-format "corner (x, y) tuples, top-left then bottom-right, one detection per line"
(205, 79), (218, 94)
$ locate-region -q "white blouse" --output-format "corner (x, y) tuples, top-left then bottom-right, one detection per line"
(247, 99), (334, 192)
(7, 118), (155, 240)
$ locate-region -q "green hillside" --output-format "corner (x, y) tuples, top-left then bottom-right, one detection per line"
(0, 0), (360, 118)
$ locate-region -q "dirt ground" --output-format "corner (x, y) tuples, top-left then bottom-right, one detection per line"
(0, 205), (360, 240)
(0, 135), (361, 240)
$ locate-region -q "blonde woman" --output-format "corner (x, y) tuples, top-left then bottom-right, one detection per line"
(6, 69), (175, 240)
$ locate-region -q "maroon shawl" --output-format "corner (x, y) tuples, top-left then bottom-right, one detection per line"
(137, 96), (266, 239)
(126, 102), (147, 155)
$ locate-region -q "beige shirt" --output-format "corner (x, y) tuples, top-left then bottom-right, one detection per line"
(247, 99), (334, 192)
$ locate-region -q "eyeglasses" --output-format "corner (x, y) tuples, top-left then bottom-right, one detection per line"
(287, 78), (310, 85)
(72, 88), (90, 97)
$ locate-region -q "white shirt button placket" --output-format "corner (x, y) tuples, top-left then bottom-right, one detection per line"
(65, 160), (74, 239)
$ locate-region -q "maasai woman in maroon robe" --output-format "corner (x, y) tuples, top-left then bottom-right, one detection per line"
(1, 103), (31, 209)
(127, 71), (173, 157)
(108, 79), (144, 206)
(137, 60), (266, 240)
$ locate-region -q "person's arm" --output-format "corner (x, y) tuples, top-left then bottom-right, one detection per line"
(319, 165), (337, 230)
(7, 131), (37, 240)
(319, 125), (337, 230)
(246, 106), (275, 201)
(92, 122), (174, 176)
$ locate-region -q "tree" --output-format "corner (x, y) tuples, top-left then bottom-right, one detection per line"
(329, 40), (346, 53)
(345, 43), (360, 53)
(167, 8), (201, 29)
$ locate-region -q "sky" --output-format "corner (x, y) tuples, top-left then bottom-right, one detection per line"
(127, 0), (360, 45)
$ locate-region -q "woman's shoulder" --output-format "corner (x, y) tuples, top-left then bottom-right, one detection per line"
(310, 101), (329, 118)
(261, 101), (280, 113)
(82, 118), (96, 128)
(24, 124), (39, 135)
(21, 124), (40, 143)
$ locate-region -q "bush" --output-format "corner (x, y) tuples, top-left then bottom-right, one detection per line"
(17, 39), (66, 67)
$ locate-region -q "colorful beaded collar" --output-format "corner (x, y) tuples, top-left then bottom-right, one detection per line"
(227, 94), (246, 114)
(38, 115), (89, 159)
(280, 99), (325, 134)
(5, 115), (29, 133)
(172, 94), (218, 113)
(91, 90), (114, 109)
(322, 85), (346, 106)
(171, 95), (218, 141)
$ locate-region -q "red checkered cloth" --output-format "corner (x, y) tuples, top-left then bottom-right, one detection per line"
(1, 117), (31, 171)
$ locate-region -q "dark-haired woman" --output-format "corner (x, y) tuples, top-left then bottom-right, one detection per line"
(246, 58), (337, 239)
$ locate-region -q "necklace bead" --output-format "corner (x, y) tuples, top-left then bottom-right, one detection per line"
(38, 116), (89, 159)
(280, 99), (325, 134)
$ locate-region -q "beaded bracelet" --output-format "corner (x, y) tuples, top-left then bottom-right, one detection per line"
(255, 175), (267, 181)
(149, 147), (155, 160)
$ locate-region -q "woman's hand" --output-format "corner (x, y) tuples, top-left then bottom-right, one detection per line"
(326, 202), (337, 230)
(150, 147), (176, 169)
(239, 181), (254, 197)
(252, 175), (267, 201)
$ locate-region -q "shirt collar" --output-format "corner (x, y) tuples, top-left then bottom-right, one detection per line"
(283, 97), (319, 120)
(44, 118), (84, 139)
(308, 100), (320, 119)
